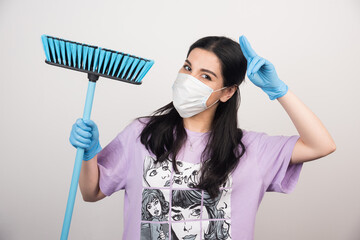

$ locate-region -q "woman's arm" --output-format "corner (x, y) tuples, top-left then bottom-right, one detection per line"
(238, 35), (336, 164)
(277, 89), (336, 164)
(79, 154), (107, 202)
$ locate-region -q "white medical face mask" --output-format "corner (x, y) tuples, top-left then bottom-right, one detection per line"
(172, 73), (227, 118)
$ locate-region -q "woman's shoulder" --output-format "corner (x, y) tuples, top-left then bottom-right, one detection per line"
(239, 128), (297, 149)
(239, 128), (267, 147)
(123, 116), (150, 129)
(115, 117), (150, 140)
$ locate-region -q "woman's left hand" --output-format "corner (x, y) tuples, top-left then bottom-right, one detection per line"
(239, 35), (288, 100)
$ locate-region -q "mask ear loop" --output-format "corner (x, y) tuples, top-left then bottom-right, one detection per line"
(206, 86), (228, 109)
(206, 84), (240, 109)
(234, 84), (240, 93)
(206, 99), (220, 109)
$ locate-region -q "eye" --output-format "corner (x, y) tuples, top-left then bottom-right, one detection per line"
(183, 65), (191, 71)
(172, 214), (183, 221)
(175, 178), (182, 185)
(191, 208), (201, 217)
(149, 169), (157, 177)
(201, 74), (211, 81)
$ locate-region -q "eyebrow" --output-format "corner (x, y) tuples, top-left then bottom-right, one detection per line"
(185, 59), (218, 78)
(171, 203), (201, 213)
(189, 203), (201, 209)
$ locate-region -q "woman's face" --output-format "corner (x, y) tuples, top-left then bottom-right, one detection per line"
(178, 48), (226, 107)
(172, 160), (200, 188)
(171, 203), (209, 240)
(145, 160), (171, 187)
(146, 197), (162, 217)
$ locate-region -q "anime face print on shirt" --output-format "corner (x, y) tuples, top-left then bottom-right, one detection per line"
(141, 188), (170, 240)
(142, 155), (202, 189)
(170, 190), (204, 240)
(143, 156), (172, 188)
(215, 188), (232, 219)
(172, 160), (201, 189)
(141, 189), (170, 221)
(171, 190), (231, 240)
(141, 155), (232, 239)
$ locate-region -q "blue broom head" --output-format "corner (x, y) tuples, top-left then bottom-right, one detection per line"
(41, 34), (154, 84)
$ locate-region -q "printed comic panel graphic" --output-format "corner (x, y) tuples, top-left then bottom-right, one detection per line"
(201, 220), (231, 240)
(143, 155), (172, 188)
(143, 155), (202, 189)
(171, 190), (203, 221)
(141, 188), (170, 221)
(221, 174), (233, 188)
(140, 222), (169, 240)
(199, 189), (230, 220)
(171, 221), (201, 240)
(216, 188), (232, 219)
(171, 159), (232, 189)
(172, 160), (201, 189)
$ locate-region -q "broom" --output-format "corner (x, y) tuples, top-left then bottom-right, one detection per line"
(41, 34), (154, 239)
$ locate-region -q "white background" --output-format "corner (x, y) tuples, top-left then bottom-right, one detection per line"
(0, 0), (359, 239)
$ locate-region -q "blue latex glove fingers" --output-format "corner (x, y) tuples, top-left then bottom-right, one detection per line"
(82, 119), (102, 161)
(249, 56), (266, 75)
(82, 119), (100, 150)
(70, 131), (90, 149)
(248, 56), (275, 86)
(75, 118), (92, 139)
(239, 35), (288, 100)
(247, 55), (265, 78)
(252, 57), (288, 100)
(70, 119), (91, 149)
(239, 35), (257, 62)
(69, 118), (102, 161)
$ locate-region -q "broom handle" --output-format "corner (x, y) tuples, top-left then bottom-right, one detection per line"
(61, 80), (97, 240)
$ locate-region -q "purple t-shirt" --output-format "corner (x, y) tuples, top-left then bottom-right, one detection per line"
(97, 118), (303, 240)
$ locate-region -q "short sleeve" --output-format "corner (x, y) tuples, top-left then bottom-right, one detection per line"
(97, 120), (138, 196)
(256, 132), (303, 194)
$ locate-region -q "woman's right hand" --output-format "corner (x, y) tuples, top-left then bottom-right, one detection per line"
(69, 118), (102, 161)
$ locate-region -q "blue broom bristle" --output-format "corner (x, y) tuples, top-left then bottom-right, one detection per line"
(41, 34), (154, 83)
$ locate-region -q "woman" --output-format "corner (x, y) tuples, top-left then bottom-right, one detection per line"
(141, 188), (169, 221)
(141, 189), (170, 240)
(171, 189), (230, 240)
(70, 35), (336, 240)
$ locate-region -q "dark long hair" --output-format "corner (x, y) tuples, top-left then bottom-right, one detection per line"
(136, 36), (247, 199)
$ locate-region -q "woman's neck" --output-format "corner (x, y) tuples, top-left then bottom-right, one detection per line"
(183, 105), (217, 133)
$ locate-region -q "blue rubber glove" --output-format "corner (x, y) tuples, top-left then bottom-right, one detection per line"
(69, 118), (102, 161)
(239, 35), (288, 100)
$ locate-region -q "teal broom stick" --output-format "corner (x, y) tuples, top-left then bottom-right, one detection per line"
(61, 78), (97, 240)
(41, 34), (154, 239)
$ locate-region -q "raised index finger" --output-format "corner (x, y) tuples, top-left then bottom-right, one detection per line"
(239, 35), (257, 60)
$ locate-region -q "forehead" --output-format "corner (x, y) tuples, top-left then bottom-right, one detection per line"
(171, 203), (201, 211)
(148, 159), (168, 170)
(187, 48), (222, 75)
(146, 195), (158, 204)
